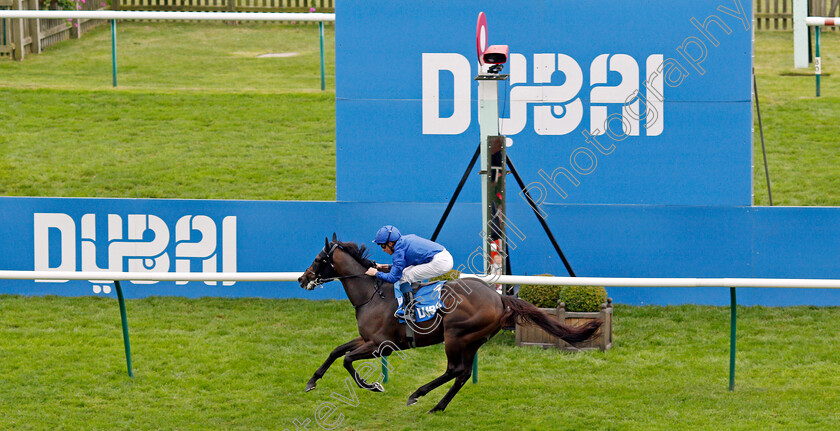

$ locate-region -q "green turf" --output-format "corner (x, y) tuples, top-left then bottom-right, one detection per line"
(0, 88), (335, 199)
(753, 31), (840, 206)
(0, 22), (336, 200)
(1, 296), (838, 430)
(0, 22), (334, 93)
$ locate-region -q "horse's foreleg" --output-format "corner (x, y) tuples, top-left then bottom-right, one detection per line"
(306, 336), (365, 392)
(343, 340), (385, 392)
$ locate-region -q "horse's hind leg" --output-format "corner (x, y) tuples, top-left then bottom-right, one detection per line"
(406, 340), (475, 408)
(427, 344), (480, 414)
(306, 337), (365, 392)
(406, 368), (457, 406)
(406, 340), (462, 406)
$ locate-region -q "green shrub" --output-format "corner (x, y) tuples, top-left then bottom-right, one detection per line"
(430, 269), (461, 283)
(518, 274), (608, 312)
(559, 285), (608, 312)
(518, 274), (564, 308)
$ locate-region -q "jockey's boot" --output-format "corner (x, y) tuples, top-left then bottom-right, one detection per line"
(402, 290), (414, 322)
(394, 282), (413, 320)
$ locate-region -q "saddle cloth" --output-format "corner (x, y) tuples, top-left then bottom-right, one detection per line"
(394, 281), (445, 323)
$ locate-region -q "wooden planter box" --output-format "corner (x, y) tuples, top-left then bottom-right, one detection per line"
(515, 298), (613, 351)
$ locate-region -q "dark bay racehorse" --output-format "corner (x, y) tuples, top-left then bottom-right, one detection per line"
(298, 235), (601, 413)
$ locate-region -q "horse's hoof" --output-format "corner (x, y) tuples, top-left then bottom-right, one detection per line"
(407, 397), (418, 406)
(305, 382), (317, 392)
(427, 407), (443, 414)
(370, 382), (385, 392)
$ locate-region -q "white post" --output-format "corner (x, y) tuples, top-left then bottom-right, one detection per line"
(794, 0), (809, 68)
(475, 65), (507, 273)
(477, 75), (495, 273)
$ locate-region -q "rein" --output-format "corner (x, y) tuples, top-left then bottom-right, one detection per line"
(314, 273), (366, 284)
(353, 279), (385, 310)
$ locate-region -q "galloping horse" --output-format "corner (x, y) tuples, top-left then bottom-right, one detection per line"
(298, 234), (601, 413)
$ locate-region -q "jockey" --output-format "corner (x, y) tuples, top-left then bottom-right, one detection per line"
(365, 225), (454, 319)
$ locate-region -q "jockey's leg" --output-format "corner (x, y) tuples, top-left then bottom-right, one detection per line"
(396, 251), (453, 319)
(394, 280), (412, 318)
(404, 250), (454, 282)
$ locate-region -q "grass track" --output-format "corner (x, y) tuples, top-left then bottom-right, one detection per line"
(753, 31), (840, 205)
(0, 22), (336, 200)
(0, 88), (334, 199)
(1, 297), (839, 430)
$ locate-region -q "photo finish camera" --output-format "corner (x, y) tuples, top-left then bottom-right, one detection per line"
(476, 12), (508, 74)
(482, 45), (508, 65)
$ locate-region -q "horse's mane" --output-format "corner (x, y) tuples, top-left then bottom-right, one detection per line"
(337, 241), (376, 268)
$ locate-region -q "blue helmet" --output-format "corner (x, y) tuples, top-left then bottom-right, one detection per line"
(373, 225), (401, 244)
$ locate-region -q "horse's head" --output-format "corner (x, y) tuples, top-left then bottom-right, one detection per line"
(298, 235), (341, 290)
(298, 233), (376, 290)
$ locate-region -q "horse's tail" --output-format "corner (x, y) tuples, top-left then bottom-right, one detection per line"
(500, 295), (601, 344)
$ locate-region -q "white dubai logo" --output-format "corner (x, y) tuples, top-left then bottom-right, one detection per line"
(33, 213), (237, 285)
(422, 52), (665, 137)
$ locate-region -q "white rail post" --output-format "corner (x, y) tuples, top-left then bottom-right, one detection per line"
(794, 0), (808, 68)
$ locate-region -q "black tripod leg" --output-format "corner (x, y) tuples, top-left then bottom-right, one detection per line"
(431, 144), (481, 241)
(753, 68), (772, 206)
(506, 156), (576, 277)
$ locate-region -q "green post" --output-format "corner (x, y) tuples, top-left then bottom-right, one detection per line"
(472, 354), (477, 384)
(114, 280), (133, 377)
(110, 19), (117, 87)
(381, 356), (389, 383)
(816, 26), (821, 97)
(319, 21), (325, 91)
(729, 287), (736, 391)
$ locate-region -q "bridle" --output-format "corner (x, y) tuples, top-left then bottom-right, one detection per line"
(305, 243), (370, 284)
(305, 241), (386, 309)
(304, 242), (345, 289)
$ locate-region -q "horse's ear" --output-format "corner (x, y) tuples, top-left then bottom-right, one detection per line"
(325, 237), (330, 247)
(332, 232), (338, 242)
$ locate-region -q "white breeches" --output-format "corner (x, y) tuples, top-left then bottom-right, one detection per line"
(399, 250), (454, 284)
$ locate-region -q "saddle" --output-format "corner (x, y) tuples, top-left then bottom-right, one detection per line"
(410, 280), (440, 293)
(394, 280), (445, 348)
(394, 281), (444, 323)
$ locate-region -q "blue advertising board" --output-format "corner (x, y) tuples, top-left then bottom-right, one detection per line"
(336, 0), (753, 205)
(2, 197), (840, 306)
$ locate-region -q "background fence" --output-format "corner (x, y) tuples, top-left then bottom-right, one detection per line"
(114, 0), (333, 13)
(3, 0), (840, 60)
(5, 0), (840, 60)
(757, 0), (840, 30)
(1, 0), (108, 60)
(0, 0), (331, 59)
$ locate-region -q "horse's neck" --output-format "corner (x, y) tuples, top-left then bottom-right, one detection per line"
(335, 250), (375, 306)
